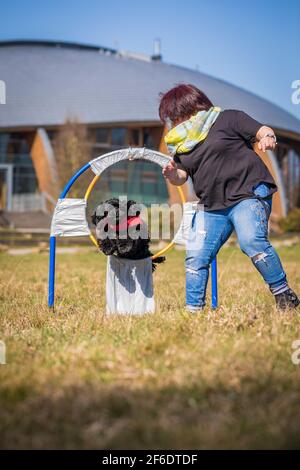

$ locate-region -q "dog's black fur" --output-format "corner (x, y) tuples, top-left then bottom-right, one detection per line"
(91, 198), (165, 271)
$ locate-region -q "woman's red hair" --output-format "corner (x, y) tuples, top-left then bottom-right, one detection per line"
(159, 84), (213, 125)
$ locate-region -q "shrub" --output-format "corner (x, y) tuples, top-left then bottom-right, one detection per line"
(279, 208), (300, 232)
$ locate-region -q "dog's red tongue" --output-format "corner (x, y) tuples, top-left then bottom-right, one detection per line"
(107, 215), (142, 231)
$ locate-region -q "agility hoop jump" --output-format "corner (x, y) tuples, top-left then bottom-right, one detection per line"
(48, 147), (218, 309)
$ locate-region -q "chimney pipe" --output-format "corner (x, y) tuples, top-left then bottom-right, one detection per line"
(152, 38), (162, 61)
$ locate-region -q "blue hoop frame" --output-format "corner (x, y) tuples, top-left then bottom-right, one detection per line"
(48, 161), (218, 309)
(48, 162), (91, 308)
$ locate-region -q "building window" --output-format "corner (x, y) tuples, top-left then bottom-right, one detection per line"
(129, 129), (140, 146)
(92, 127), (128, 150)
(0, 132), (38, 195)
(282, 150), (300, 209)
(13, 166), (38, 194)
(0, 133), (10, 155)
(143, 130), (155, 149)
(275, 142), (300, 210)
(99, 160), (168, 205)
(95, 128), (110, 144)
(111, 128), (127, 147)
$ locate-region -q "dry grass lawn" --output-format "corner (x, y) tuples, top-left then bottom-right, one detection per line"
(0, 244), (300, 449)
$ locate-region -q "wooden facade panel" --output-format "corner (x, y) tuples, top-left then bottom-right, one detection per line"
(30, 128), (58, 211)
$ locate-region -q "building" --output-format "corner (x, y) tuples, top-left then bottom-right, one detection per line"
(0, 40), (300, 230)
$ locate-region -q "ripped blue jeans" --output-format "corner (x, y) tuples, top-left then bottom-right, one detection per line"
(185, 183), (288, 308)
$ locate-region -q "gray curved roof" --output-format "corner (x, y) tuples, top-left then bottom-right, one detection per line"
(1, 40), (300, 136)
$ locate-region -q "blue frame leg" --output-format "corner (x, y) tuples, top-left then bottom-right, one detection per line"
(211, 256), (218, 309)
(48, 236), (56, 308)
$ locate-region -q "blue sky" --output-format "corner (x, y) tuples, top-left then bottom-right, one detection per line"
(1, 0), (299, 119)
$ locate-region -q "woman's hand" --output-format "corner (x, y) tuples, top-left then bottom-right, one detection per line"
(162, 159), (188, 186)
(258, 135), (277, 152)
(256, 126), (277, 152)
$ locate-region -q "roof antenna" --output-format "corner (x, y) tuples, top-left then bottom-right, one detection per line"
(152, 38), (162, 61)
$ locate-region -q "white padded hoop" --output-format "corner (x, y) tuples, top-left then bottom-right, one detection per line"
(50, 198), (91, 237)
(89, 147), (171, 175)
(50, 147), (188, 245)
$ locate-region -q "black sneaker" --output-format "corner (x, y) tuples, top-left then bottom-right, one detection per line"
(275, 288), (300, 310)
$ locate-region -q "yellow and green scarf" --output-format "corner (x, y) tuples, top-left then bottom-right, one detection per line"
(164, 106), (221, 155)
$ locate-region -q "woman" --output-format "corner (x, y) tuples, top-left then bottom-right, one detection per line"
(159, 84), (299, 311)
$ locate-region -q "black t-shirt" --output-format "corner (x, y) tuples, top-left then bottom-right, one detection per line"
(173, 109), (278, 211)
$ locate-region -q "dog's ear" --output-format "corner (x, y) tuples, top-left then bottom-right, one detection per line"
(91, 212), (97, 226)
(127, 199), (140, 216)
(109, 197), (119, 206)
(127, 199), (136, 209)
(100, 238), (117, 255)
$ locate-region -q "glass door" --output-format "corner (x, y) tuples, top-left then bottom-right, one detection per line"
(0, 164), (13, 211)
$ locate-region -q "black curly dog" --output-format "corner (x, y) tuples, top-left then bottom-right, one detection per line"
(91, 198), (165, 271)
